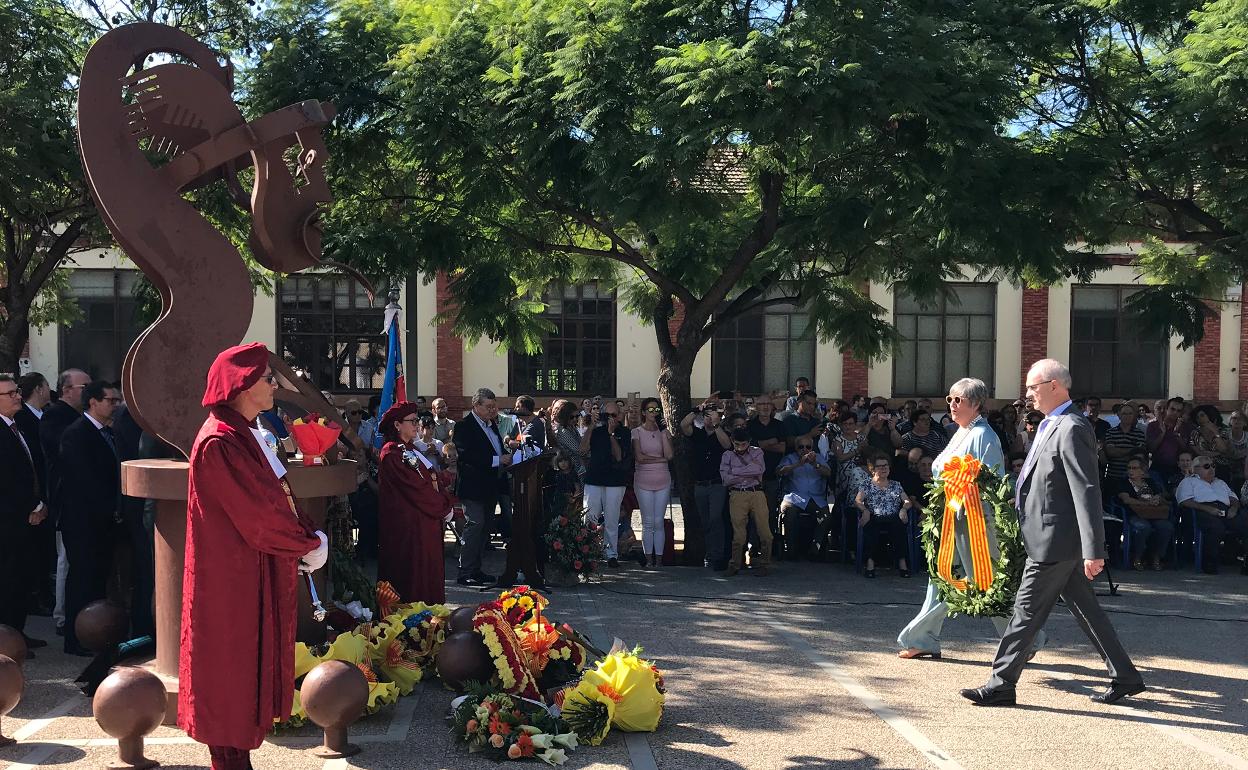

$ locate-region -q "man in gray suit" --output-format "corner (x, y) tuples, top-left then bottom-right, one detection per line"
(961, 359), (1145, 707)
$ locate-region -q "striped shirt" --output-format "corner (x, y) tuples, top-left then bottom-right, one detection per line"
(1103, 422), (1146, 479)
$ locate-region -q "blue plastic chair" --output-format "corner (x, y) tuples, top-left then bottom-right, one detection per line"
(1114, 497), (1180, 568)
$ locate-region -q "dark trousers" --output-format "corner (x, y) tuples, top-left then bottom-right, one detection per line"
(122, 501), (154, 637)
(1196, 511), (1248, 571)
(863, 515), (908, 567)
(457, 496), (496, 580)
(22, 516), (56, 607)
(62, 523), (114, 651)
(781, 501), (828, 559)
(989, 558), (1141, 689)
(0, 525), (30, 633)
(350, 485), (379, 560)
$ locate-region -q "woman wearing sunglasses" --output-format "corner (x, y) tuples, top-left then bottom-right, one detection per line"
(633, 397), (673, 567)
(896, 378), (1046, 660)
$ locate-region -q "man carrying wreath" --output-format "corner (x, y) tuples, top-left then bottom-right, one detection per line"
(179, 344), (329, 769)
(897, 377), (1046, 660)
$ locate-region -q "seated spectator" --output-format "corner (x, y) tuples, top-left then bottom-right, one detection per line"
(900, 410), (947, 458)
(1113, 457), (1174, 571)
(776, 438), (833, 559)
(1227, 411), (1248, 491)
(1103, 403), (1147, 483)
(1177, 455), (1248, 575)
(854, 453), (913, 578)
(891, 447), (927, 502)
(1006, 452), (1026, 490)
(1188, 405), (1232, 482)
(1167, 449), (1195, 494)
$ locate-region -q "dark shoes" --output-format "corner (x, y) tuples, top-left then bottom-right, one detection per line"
(608, 558), (619, 568)
(456, 573), (495, 588)
(23, 635), (47, 649)
(1091, 681), (1146, 704)
(960, 685), (1016, 707)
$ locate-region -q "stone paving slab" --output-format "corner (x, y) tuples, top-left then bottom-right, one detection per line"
(2, 553), (1245, 770)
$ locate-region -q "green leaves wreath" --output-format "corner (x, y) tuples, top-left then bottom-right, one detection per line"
(920, 464), (1025, 618)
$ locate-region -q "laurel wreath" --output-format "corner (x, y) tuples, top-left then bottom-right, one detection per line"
(920, 464), (1025, 618)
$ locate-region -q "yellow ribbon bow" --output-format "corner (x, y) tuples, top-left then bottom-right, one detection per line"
(936, 454), (995, 591)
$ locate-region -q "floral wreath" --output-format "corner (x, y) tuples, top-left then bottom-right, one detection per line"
(920, 458), (1025, 618)
(474, 605), (542, 700)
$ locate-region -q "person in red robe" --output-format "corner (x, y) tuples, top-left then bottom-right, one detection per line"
(377, 401), (454, 604)
(179, 343), (327, 770)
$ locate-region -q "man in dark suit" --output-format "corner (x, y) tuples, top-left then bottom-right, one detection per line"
(15, 372), (53, 616)
(452, 388), (513, 587)
(0, 373), (49, 652)
(57, 380), (123, 656)
(40, 368), (91, 634)
(962, 359), (1144, 707)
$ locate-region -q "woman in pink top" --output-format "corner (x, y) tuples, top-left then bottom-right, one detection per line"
(632, 397), (674, 567)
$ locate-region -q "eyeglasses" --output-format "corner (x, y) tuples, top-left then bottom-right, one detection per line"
(1196, 463), (1213, 469)
(1027, 421), (1041, 427)
(946, 395), (963, 405)
(0, 389), (20, 399)
(400, 417), (421, 425)
(644, 407), (661, 413)
(262, 374), (277, 384)
(1025, 379), (1055, 392)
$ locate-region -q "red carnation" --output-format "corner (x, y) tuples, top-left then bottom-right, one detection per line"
(552, 540), (563, 551)
(581, 544), (590, 553)
(559, 516), (568, 526)
(573, 560), (583, 570)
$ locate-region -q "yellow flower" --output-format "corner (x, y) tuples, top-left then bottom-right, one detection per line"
(559, 671), (617, 745)
(366, 680), (400, 713)
(323, 631), (369, 664)
(294, 643), (319, 679)
(594, 652), (665, 733)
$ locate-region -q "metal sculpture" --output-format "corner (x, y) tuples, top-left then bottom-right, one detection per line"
(77, 22), (338, 456)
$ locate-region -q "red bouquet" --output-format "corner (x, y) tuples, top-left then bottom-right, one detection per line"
(290, 412), (341, 466)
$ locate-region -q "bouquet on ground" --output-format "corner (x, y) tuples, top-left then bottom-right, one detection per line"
(451, 686), (577, 765)
(555, 646), (665, 744)
(290, 412), (341, 466)
(544, 510), (604, 580)
(371, 603), (451, 695)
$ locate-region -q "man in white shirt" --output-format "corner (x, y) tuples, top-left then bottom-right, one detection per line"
(1176, 455), (1248, 575)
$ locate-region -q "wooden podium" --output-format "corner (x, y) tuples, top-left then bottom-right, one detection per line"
(495, 449), (552, 588)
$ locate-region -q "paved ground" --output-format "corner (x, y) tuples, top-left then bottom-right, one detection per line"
(3, 550), (1246, 770)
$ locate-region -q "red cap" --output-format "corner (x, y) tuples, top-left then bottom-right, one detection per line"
(202, 343), (271, 407)
(379, 401), (421, 443)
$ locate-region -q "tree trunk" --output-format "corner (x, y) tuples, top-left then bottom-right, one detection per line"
(0, 299), (29, 375)
(656, 350), (704, 565)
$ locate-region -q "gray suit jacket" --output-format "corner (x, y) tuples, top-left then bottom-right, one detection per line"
(1016, 403), (1105, 561)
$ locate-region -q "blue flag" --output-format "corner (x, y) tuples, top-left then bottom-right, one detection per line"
(375, 306), (405, 449)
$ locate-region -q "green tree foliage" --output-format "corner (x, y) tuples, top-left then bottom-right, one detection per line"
(0, 0), (260, 373)
(1018, 0), (1248, 344)
(250, 0), (1111, 560)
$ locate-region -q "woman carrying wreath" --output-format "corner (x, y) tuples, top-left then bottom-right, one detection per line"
(896, 378), (1047, 660)
(378, 401), (454, 604)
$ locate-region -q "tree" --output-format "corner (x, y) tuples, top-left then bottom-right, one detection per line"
(1017, 0), (1248, 344)
(0, 0), (260, 374)
(250, 0), (1105, 562)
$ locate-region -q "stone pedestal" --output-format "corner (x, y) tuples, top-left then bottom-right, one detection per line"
(121, 458), (357, 721)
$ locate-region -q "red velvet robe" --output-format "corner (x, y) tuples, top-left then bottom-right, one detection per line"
(377, 442), (453, 605)
(179, 406), (320, 749)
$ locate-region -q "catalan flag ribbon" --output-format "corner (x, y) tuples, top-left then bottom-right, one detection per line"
(936, 454), (995, 591)
(375, 301), (405, 450)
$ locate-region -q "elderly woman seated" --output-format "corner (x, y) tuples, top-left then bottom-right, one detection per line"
(854, 451), (914, 578)
(1177, 455), (1248, 575)
(1110, 456), (1174, 571)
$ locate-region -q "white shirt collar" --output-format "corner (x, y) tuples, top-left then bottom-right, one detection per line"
(26, 404), (43, 419)
(85, 412), (105, 431)
(0, 414), (15, 428)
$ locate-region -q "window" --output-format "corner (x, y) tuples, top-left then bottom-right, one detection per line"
(1071, 286), (1168, 398)
(59, 269), (145, 383)
(893, 284), (996, 397)
(278, 275), (386, 392)
(712, 300), (814, 395)
(509, 283), (615, 395)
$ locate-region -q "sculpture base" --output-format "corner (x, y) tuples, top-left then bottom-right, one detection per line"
(313, 744), (361, 760)
(0, 734), (15, 748)
(137, 661), (180, 726)
(109, 735), (160, 770)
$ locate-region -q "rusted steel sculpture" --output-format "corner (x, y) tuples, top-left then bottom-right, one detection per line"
(77, 22), (339, 456)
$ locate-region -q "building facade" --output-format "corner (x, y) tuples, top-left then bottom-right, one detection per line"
(24, 246), (1247, 410)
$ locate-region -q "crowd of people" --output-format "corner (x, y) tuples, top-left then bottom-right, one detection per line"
(4, 365), (1246, 663)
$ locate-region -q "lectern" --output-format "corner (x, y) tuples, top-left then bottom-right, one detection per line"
(495, 450), (553, 587)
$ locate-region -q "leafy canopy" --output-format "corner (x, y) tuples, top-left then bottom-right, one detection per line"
(250, 0), (1102, 367)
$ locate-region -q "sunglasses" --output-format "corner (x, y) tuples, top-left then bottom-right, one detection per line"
(645, 407), (661, 413)
(1196, 463), (1213, 469)
(797, 445), (813, 450)
(945, 395), (962, 405)
(262, 374), (278, 384)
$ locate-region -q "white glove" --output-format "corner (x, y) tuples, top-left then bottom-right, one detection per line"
(299, 531), (329, 573)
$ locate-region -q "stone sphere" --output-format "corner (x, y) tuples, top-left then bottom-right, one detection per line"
(75, 601), (129, 652)
(435, 631), (493, 692)
(92, 667), (167, 739)
(447, 606), (477, 634)
(301, 661), (368, 730)
(0, 654), (23, 717)
(0, 626), (26, 664)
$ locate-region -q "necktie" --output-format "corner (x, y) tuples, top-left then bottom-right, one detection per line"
(8, 421), (40, 500)
(101, 425), (118, 456)
(1015, 417), (1053, 508)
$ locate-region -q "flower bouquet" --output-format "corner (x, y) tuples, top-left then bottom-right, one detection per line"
(290, 412), (341, 466)
(554, 646), (665, 744)
(450, 686), (577, 765)
(544, 510), (604, 584)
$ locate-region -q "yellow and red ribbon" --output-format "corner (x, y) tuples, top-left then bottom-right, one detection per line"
(936, 455), (995, 591)
(376, 581), (400, 619)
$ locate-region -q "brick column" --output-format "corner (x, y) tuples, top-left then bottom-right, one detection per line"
(1020, 287), (1049, 389)
(1193, 304), (1221, 404)
(841, 351), (868, 400)
(435, 272), (464, 408)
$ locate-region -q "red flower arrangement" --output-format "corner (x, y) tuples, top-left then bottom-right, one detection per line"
(544, 509), (603, 580)
(290, 412), (341, 466)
